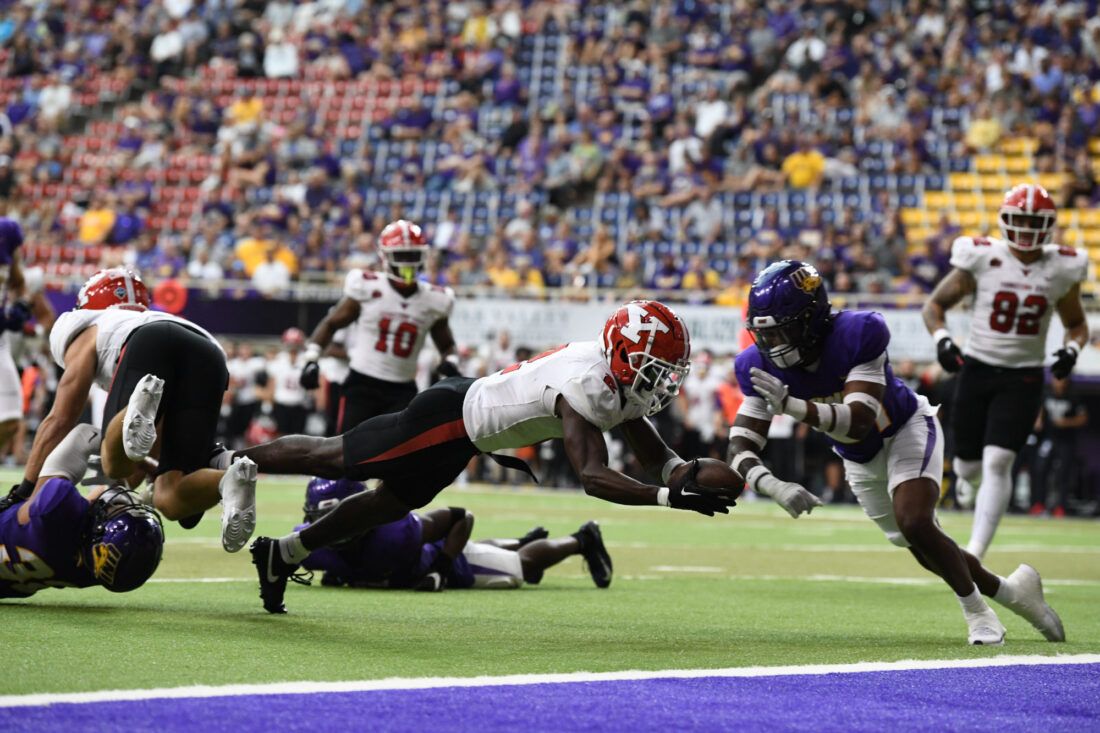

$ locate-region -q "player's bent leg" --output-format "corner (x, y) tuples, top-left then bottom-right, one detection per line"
(236, 434), (346, 478)
(966, 445), (1016, 559)
(518, 534), (583, 585)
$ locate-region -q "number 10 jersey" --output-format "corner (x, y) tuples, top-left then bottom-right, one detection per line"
(950, 236), (1088, 368)
(343, 269), (455, 383)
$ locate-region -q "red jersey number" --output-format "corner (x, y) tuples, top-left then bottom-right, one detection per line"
(989, 291), (1048, 336)
(375, 318), (419, 358)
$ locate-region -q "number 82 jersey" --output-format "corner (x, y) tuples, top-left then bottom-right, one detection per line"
(950, 236), (1088, 368)
(344, 269), (455, 383)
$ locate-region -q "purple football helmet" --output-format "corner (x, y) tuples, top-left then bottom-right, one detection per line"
(79, 487), (164, 593)
(304, 477), (366, 523)
(0, 217), (24, 265)
(746, 260), (833, 369)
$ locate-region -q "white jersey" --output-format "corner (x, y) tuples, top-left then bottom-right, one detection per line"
(462, 341), (646, 453)
(950, 236), (1088, 368)
(343, 271), (454, 384)
(228, 355), (267, 404)
(267, 351), (308, 406)
(49, 308), (223, 390)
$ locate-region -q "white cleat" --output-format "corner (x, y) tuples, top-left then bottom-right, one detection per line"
(966, 609), (1007, 646)
(219, 457), (257, 553)
(1001, 564), (1065, 642)
(123, 374), (164, 462)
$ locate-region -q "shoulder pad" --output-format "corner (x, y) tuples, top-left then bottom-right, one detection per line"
(343, 269), (382, 301)
(949, 235), (995, 272)
(1044, 243), (1090, 283)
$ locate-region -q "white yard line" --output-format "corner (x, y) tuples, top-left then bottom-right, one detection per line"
(2, 655), (1097, 708)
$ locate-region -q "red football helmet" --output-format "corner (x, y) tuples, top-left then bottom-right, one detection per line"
(77, 268), (150, 312)
(281, 327), (305, 348)
(998, 183), (1056, 251)
(378, 219), (428, 284)
(601, 300), (691, 416)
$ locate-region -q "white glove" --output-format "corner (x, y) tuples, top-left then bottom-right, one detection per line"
(749, 468), (823, 518)
(749, 368), (807, 420)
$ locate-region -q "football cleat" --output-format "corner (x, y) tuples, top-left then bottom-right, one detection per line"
(517, 525), (549, 548)
(575, 520), (613, 589)
(219, 457), (257, 553)
(123, 374), (164, 462)
(1000, 564), (1065, 642)
(250, 536), (296, 614)
(966, 609), (1006, 646)
(413, 571), (447, 592)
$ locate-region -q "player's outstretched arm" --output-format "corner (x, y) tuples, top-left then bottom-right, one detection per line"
(559, 399), (733, 516)
(300, 297), (361, 388)
(429, 319), (461, 378)
(922, 268), (975, 372)
(23, 327), (98, 487)
(1051, 283), (1089, 379)
(727, 408), (822, 518)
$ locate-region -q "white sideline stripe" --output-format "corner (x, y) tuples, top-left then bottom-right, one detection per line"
(2, 655), (1097, 709)
(650, 565), (726, 573)
(147, 577), (252, 584)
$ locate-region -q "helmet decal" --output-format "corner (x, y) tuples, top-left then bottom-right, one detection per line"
(790, 266), (822, 294)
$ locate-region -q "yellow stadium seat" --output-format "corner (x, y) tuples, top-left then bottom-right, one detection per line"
(949, 173), (981, 191)
(978, 174), (1010, 191)
(1036, 173), (1066, 192)
(956, 211), (994, 229)
(1056, 210), (1077, 227)
(1003, 156), (1032, 174)
(953, 192), (980, 210)
(923, 191), (952, 210)
(906, 226), (934, 243)
(900, 209), (927, 227)
(1075, 209), (1100, 227)
(974, 155), (1005, 174)
(1000, 137), (1038, 155)
(1082, 229), (1100, 246)
(980, 192), (1004, 209)
(1089, 138), (1100, 154)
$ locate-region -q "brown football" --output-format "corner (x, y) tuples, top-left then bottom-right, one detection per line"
(670, 458), (744, 498)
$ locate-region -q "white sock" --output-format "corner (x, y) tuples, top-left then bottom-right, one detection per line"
(957, 585), (990, 616)
(992, 575), (1015, 606)
(967, 446), (1016, 558)
(212, 449), (236, 471)
(278, 532), (309, 564)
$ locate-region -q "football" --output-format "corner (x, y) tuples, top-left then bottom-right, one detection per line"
(670, 458), (744, 499)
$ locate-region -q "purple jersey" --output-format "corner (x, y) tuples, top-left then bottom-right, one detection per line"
(300, 513), (424, 586)
(0, 479), (96, 598)
(735, 311), (918, 463)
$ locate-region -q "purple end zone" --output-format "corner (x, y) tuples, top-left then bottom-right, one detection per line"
(4, 663), (1098, 733)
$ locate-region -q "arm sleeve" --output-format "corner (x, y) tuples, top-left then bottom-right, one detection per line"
(49, 312), (78, 368)
(846, 353), (888, 385)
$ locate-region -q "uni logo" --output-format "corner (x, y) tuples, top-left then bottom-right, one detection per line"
(114, 286), (127, 299)
(92, 542), (121, 585)
(790, 266), (821, 294)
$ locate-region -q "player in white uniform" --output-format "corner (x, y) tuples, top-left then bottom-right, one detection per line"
(0, 219), (33, 456)
(924, 184), (1089, 559)
(9, 268), (259, 554)
(297, 219), (458, 433)
(237, 300), (741, 613)
(266, 328), (311, 435)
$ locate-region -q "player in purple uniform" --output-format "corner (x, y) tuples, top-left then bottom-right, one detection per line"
(290, 478), (612, 593)
(0, 424), (163, 599)
(726, 261), (1064, 645)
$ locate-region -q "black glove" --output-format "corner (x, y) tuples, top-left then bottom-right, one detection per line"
(414, 552), (454, 591)
(299, 360), (320, 389)
(1050, 346), (1079, 380)
(936, 337), (964, 373)
(3, 301), (31, 333)
(0, 480), (34, 514)
(667, 462), (737, 516)
(431, 358), (462, 384)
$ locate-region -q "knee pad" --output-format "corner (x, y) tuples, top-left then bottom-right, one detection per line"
(884, 530), (910, 548)
(982, 445), (1016, 477)
(954, 457), (982, 484)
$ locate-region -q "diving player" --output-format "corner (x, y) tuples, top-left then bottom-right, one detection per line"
(0, 423), (164, 598)
(297, 219), (459, 432)
(923, 183), (1089, 559)
(234, 299), (739, 613)
(727, 260), (1064, 645)
(295, 478), (612, 591)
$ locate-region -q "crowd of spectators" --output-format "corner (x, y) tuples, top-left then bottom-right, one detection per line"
(0, 1), (1099, 303)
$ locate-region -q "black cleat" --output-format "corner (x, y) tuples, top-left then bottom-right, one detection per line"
(574, 521), (613, 589)
(517, 525), (550, 548)
(413, 571), (447, 592)
(250, 536), (298, 614)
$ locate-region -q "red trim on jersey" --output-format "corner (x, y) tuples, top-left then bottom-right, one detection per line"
(356, 418), (467, 464)
(336, 395), (347, 433)
(106, 344), (129, 398)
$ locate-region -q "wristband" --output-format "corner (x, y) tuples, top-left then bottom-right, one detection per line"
(656, 486), (670, 507)
(661, 456), (687, 483)
(932, 328), (951, 344)
(304, 342), (322, 362)
(18, 478), (35, 496)
(785, 396), (808, 421)
(744, 464), (772, 495)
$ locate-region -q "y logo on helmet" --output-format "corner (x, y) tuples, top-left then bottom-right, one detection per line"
(620, 303), (670, 344)
(790, 266), (822, 294)
(91, 542), (122, 585)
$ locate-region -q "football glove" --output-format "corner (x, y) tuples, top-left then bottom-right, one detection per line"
(749, 368), (807, 420)
(299, 360), (321, 390)
(936, 336), (964, 373)
(1050, 344), (1079, 380)
(662, 470), (737, 516)
(0, 481), (34, 514)
(755, 472), (822, 518)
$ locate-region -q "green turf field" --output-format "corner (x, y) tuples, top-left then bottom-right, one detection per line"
(3, 471), (1098, 695)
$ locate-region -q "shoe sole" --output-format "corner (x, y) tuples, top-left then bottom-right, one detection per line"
(123, 375), (164, 462)
(970, 636), (1006, 646)
(221, 458), (258, 553)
